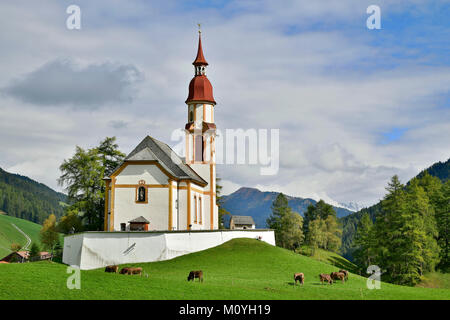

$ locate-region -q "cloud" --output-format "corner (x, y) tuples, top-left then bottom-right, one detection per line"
(2, 58), (144, 108)
(0, 0), (449, 207)
(108, 120), (129, 129)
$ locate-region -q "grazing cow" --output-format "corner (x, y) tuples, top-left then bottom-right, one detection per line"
(339, 269), (349, 281)
(330, 272), (346, 283)
(319, 273), (333, 285)
(294, 273), (305, 285)
(105, 265), (119, 273)
(126, 267), (143, 276)
(187, 270), (203, 282)
(119, 267), (129, 274)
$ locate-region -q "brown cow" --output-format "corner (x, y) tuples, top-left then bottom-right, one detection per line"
(187, 270), (203, 282)
(339, 269), (349, 281)
(319, 273), (333, 285)
(119, 267), (129, 274)
(330, 272), (346, 283)
(294, 273), (305, 285)
(105, 265), (119, 273)
(126, 267), (143, 276)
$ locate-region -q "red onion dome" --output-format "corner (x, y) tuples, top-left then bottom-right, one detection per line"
(186, 75), (216, 105)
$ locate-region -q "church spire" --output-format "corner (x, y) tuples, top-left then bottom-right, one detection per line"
(186, 27), (216, 105)
(193, 26), (208, 67)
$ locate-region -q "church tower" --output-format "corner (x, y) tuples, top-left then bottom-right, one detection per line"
(184, 29), (218, 230)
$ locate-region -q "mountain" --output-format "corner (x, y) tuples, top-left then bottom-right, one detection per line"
(415, 159), (450, 182)
(337, 201), (363, 212)
(220, 187), (354, 228)
(340, 157), (450, 260)
(0, 167), (67, 225)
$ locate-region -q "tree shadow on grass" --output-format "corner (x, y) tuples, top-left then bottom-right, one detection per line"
(327, 256), (359, 274)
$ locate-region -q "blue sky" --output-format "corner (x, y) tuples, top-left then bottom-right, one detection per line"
(0, 0), (448, 207)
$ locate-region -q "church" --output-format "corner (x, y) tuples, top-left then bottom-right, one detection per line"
(103, 31), (218, 232)
(63, 30), (275, 270)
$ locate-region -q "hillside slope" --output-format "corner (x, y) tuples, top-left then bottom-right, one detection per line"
(0, 214), (42, 258)
(0, 238), (447, 300)
(221, 187), (353, 227)
(0, 167), (67, 224)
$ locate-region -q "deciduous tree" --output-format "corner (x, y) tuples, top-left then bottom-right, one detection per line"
(58, 137), (125, 230)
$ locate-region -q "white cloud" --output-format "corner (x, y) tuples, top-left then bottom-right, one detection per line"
(0, 0), (448, 207)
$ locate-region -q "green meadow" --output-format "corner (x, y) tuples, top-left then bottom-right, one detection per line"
(0, 214), (42, 258)
(0, 238), (448, 300)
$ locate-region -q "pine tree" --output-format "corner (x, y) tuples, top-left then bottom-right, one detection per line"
(306, 218), (326, 255)
(371, 175), (440, 285)
(406, 179), (440, 274)
(353, 213), (375, 269)
(303, 200), (336, 244)
(374, 175), (407, 282)
(436, 180), (450, 271)
(267, 193), (303, 250)
(324, 215), (342, 252)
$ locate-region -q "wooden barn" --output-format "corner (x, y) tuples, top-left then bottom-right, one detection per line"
(0, 251), (52, 263)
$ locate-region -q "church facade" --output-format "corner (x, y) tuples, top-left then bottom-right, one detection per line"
(103, 32), (218, 232)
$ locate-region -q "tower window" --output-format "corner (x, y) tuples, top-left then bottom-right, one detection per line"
(195, 135), (204, 161)
(199, 197), (202, 224)
(189, 110), (194, 122)
(194, 195), (197, 223)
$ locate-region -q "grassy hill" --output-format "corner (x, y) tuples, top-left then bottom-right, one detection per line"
(0, 214), (42, 258)
(297, 246), (359, 274)
(0, 238), (447, 300)
(416, 272), (450, 289)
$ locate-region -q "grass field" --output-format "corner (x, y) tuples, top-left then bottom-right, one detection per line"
(0, 238), (448, 300)
(416, 272), (450, 289)
(297, 246), (359, 274)
(0, 214), (42, 258)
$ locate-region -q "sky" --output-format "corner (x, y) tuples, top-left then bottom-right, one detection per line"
(0, 0), (449, 209)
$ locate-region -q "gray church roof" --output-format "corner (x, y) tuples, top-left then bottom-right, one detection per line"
(109, 135), (207, 186)
(231, 215), (255, 225)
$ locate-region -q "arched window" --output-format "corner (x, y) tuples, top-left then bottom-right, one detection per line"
(136, 181), (148, 204)
(137, 186), (146, 202)
(189, 110), (194, 122)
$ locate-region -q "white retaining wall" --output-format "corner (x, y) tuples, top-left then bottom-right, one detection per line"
(63, 230), (275, 270)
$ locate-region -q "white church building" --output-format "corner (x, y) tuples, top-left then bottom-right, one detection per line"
(104, 31), (218, 233)
(63, 31), (275, 270)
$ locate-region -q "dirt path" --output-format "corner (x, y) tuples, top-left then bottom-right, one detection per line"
(11, 223), (31, 250)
